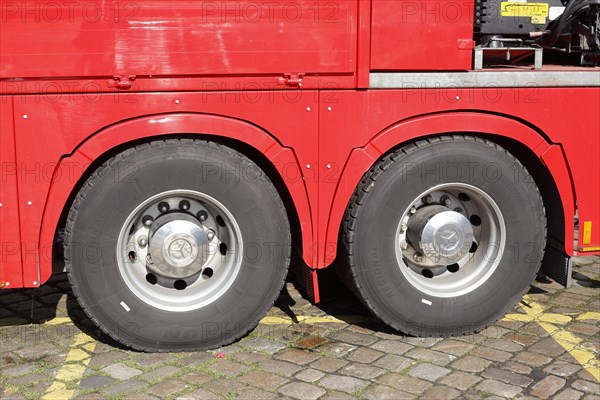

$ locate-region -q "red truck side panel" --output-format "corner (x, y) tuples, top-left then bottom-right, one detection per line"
(319, 88), (600, 265)
(371, 0), (474, 70)
(1, 1), (357, 81)
(0, 97), (24, 288)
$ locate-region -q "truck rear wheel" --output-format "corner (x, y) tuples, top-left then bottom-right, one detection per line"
(65, 139), (290, 351)
(343, 136), (546, 336)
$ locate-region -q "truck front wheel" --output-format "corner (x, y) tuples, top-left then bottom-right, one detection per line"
(65, 139), (290, 351)
(343, 136), (546, 336)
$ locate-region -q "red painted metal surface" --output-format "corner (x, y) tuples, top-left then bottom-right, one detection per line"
(371, 0), (475, 70)
(0, 1), (598, 291)
(1, 1), (357, 80)
(0, 97), (24, 288)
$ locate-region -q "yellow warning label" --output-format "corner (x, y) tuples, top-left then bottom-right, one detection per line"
(500, 2), (549, 18)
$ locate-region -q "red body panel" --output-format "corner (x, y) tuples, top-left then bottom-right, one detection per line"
(0, 1), (598, 289)
(1, 1), (357, 80)
(371, 0), (474, 71)
(0, 97), (24, 288)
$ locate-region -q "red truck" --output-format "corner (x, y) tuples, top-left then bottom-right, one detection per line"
(1, 1), (599, 351)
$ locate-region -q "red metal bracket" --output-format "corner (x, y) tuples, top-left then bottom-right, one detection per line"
(278, 73), (305, 88)
(108, 75), (137, 90)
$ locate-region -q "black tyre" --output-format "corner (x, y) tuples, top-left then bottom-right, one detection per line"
(65, 139), (290, 351)
(343, 136), (546, 336)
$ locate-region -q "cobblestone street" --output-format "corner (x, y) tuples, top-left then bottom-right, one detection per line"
(1, 256), (599, 400)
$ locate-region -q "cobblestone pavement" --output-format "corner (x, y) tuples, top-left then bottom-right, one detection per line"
(1, 256), (598, 400)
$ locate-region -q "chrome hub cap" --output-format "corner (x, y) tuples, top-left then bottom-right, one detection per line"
(148, 214), (211, 278)
(117, 190), (242, 312)
(396, 183), (505, 298)
(407, 206), (474, 265)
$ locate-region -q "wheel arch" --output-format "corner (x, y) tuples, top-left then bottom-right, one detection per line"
(322, 111), (575, 267)
(40, 113), (309, 284)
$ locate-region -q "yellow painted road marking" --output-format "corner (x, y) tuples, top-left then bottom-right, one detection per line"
(520, 296), (599, 382)
(577, 312), (600, 321)
(42, 332), (97, 400)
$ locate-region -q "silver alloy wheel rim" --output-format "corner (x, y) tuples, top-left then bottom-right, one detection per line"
(395, 183), (506, 298)
(117, 190), (243, 312)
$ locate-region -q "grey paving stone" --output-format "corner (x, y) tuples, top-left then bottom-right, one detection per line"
(543, 360), (582, 377)
(179, 387), (221, 400)
(362, 384), (415, 400)
(14, 342), (59, 361)
(310, 357), (349, 373)
(236, 387), (277, 400)
(180, 372), (212, 385)
(340, 362), (385, 379)
(101, 363), (142, 380)
(295, 368), (326, 383)
(275, 348), (320, 365)
(572, 379), (600, 394)
(370, 340), (413, 355)
(239, 370), (289, 389)
(103, 379), (147, 395)
(422, 385), (461, 399)
(485, 338), (524, 352)
(319, 375), (369, 393)
(530, 375), (566, 398)
(451, 355), (493, 372)
(372, 354), (415, 372)
(554, 388), (584, 400)
(87, 351), (129, 369)
(481, 367), (533, 387)
(331, 330), (378, 346)
(317, 342), (356, 357)
(440, 371), (482, 391)
(408, 363), (450, 381)
(79, 375), (116, 390)
(1, 363), (36, 377)
(130, 352), (173, 368)
(475, 379), (522, 398)
(471, 346), (513, 362)
(405, 348), (455, 366)
(512, 351), (552, 367)
(278, 381), (326, 400)
(209, 359), (249, 377)
(258, 359), (303, 377)
(203, 378), (246, 395)
(138, 365), (180, 382)
(242, 337), (286, 354)
(432, 339), (474, 356)
(530, 337), (568, 357)
(377, 374), (433, 395)
(347, 347), (385, 364)
(147, 379), (188, 397)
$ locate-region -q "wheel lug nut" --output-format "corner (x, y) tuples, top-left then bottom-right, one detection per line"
(197, 210), (208, 222)
(423, 195), (433, 204)
(142, 215), (154, 227)
(441, 195), (451, 206)
(454, 207), (463, 213)
(158, 202), (170, 213)
(401, 241), (409, 250)
(413, 253), (425, 262)
(179, 200), (190, 211)
(207, 230), (215, 241)
(138, 236), (148, 247)
(410, 207), (417, 214)
(401, 223), (408, 232)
